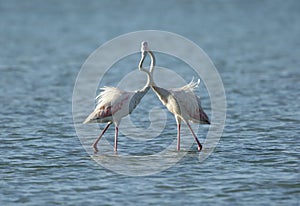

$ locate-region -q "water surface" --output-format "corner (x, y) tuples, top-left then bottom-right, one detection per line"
(1, 0), (299, 205)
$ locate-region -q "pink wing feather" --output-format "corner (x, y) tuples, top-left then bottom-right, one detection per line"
(83, 86), (133, 124)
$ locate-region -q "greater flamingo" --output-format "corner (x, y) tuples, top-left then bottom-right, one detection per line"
(83, 46), (152, 153)
(139, 41), (210, 151)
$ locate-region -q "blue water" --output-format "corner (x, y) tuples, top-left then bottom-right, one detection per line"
(1, 0), (299, 205)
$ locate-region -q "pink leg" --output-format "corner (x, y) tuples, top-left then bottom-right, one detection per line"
(92, 122), (111, 153)
(114, 126), (118, 152)
(177, 124), (181, 151)
(175, 116), (181, 151)
(186, 122), (202, 151)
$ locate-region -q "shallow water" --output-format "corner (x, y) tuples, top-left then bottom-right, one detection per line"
(1, 0), (299, 205)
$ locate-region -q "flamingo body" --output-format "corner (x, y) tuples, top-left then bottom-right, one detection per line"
(154, 79), (210, 125)
(84, 86), (149, 124)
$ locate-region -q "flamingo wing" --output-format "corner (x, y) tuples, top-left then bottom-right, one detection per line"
(169, 79), (210, 124)
(83, 105), (113, 123)
(83, 87), (134, 124)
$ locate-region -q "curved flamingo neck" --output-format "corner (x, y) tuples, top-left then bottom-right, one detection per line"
(139, 52), (156, 89)
(148, 51), (156, 76)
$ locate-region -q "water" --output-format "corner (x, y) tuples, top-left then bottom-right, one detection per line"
(1, 0), (299, 205)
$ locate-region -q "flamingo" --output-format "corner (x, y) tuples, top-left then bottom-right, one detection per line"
(83, 46), (152, 153)
(139, 41), (210, 151)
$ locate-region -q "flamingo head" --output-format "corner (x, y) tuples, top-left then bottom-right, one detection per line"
(141, 41), (149, 53)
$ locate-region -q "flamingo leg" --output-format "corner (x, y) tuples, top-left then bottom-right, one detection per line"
(175, 116), (181, 151)
(177, 124), (181, 151)
(186, 122), (202, 151)
(92, 122), (112, 153)
(114, 126), (119, 153)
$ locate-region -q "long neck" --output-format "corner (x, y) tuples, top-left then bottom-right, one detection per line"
(139, 52), (156, 90)
(148, 51), (156, 76)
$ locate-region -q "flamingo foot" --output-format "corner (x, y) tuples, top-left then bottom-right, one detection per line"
(92, 144), (99, 153)
(197, 144), (202, 151)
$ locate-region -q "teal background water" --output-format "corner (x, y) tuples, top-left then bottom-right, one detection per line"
(1, 0), (299, 205)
